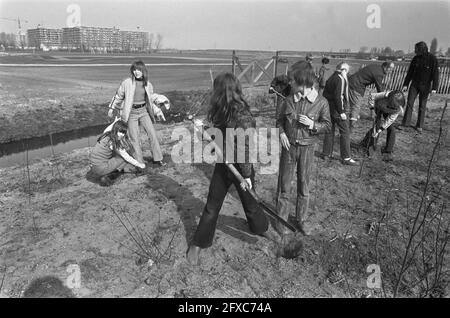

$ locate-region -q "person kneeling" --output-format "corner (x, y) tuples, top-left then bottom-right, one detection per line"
(88, 120), (145, 186)
(360, 90), (405, 161)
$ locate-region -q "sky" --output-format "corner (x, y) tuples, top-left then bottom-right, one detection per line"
(0, 0), (449, 52)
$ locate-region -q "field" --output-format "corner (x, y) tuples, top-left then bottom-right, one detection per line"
(0, 52), (449, 298)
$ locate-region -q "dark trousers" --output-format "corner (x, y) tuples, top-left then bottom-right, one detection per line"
(277, 144), (315, 226)
(402, 84), (429, 128)
(192, 163), (269, 248)
(362, 124), (396, 153)
(322, 116), (351, 159)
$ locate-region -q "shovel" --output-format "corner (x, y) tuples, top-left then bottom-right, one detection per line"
(225, 163), (304, 259)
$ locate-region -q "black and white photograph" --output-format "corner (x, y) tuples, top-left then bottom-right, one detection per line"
(0, 0), (449, 301)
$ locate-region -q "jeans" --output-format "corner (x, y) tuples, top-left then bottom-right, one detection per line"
(191, 164), (269, 248)
(322, 116), (351, 159)
(402, 84), (429, 129)
(277, 143), (315, 232)
(349, 89), (364, 120)
(128, 107), (163, 163)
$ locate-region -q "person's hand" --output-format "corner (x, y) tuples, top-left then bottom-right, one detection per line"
(298, 115), (314, 129)
(431, 90), (437, 95)
(157, 112), (166, 121)
(138, 162), (146, 169)
(340, 113), (347, 120)
(372, 129), (381, 138)
(108, 108), (115, 118)
(280, 132), (290, 150)
(402, 86), (408, 93)
(240, 178), (252, 191)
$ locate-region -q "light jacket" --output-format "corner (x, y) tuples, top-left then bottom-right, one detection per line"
(277, 88), (331, 146)
(369, 92), (404, 130)
(108, 77), (164, 123)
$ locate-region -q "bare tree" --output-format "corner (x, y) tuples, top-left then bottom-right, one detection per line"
(430, 38), (438, 55)
(154, 33), (163, 51)
(359, 46), (368, 53)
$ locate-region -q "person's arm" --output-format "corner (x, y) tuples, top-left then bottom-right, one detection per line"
(403, 57), (416, 88)
(236, 113), (255, 179)
(108, 81), (126, 118)
(379, 112), (399, 131)
(276, 99), (287, 135)
(116, 148), (145, 168)
(311, 99), (331, 134)
(334, 76), (344, 115)
(146, 83), (166, 121)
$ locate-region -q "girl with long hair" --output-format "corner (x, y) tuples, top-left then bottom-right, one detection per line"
(186, 73), (280, 265)
(108, 60), (167, 167)
(88, 120), (145, 186)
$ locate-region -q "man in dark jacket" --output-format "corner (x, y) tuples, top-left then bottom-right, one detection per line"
(348, 61), (394, 129)
(322, 62), (357, 165)
(276, 61), (331, 236)
(317, 57), (332, 95)
(401, 41), (439, 132)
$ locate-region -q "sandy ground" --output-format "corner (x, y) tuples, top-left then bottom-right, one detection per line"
(0, 90), (449, 297)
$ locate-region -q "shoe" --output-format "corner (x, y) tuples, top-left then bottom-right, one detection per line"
(261, 224), (282, 244)
(383, 153), (393, 162)
(320, 153), (333, 161)
(186, 245), (201, 265)
(135, 167), (146, 176)
(295, 220), (313, 236)
(342, 158), (358, 166)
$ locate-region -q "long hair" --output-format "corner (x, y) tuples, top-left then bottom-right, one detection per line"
(415, 41), (428, 56)
(130, 60), (149, 86)
(207, 73), (250, 127)
(98, 120), (133, 152)
(288, 60), (316, 88)
(387, 90), (406, 111)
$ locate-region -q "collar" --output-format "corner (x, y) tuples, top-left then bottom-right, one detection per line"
(294, 88), (318, 103)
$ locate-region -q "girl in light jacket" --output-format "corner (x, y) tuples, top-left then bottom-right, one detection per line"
(108, 60), (166, 166)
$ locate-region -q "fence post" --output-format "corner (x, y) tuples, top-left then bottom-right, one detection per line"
(232, 50), (236, 75)
(273, 51), (279, 121)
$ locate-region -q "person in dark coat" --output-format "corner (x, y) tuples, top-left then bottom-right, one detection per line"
(317, 57), (332, 95)
(400, 41), (439, 132)
(321, 62), (357, 165)
(348, 61), (394, 130)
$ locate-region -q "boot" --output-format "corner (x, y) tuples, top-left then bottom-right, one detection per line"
(186, 245), (201, 265)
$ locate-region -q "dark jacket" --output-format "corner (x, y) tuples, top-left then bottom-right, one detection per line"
(349, 64), (385, 96)
(323, 71), (349, 117)
(318, 65), (332, 88)
(217, 106), (255, 178)
(277, 90), (331, 146)
(403, 53), (439, 92)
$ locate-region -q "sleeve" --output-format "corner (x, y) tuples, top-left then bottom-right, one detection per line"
(116, 148), (141, 167)
(335, 77), (344, 114)
(374, 69), (384, 93)
(369, 92), (389, 109)
(276, 99), (287, 135)
(432, 56), (439, 91)
(236, 113), (256, 179)
(403, 57), (416, 87)
(380, 112), (399, 130)
(108, 80), (126, 111)
(311, 99), (331, 135)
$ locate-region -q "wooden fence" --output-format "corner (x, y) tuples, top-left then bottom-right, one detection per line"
(364, 64), (450, 94)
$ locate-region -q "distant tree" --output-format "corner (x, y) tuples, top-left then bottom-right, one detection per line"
(383, 46), (393, 55)
(446, 47), (450, 57)
(359, 46), (368, 53)
(154, 33), (163, 51)
(148, 33), (154, 51)
(430, 38), (438, 55)
(394, 50), (405, 57)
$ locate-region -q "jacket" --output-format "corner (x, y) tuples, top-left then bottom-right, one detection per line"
(369, 92), (404, 131)
(323, 71), (349, 117)
(108, 77), (164, 123)
(403, 53), (439, 92)
(318, 65), (332, 88)
(215, 106), (256, 178)
(349, 64), (385, 96)
(277, 88), (331, 146)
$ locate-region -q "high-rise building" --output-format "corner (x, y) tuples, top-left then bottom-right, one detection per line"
(27, 28), (62, 50)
